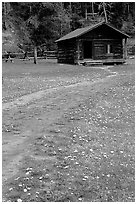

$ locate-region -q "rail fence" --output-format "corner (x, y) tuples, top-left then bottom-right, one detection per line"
(2, 47), (135, 61)
(2, 51), (57, 60)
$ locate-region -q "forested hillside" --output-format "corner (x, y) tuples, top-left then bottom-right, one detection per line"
(2, 2), (135, 62)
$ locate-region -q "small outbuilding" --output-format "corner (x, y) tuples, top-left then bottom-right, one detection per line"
(55, 21), (129, 65)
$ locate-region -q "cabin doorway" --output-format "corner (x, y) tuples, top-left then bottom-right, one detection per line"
(83, 41), (93, 59)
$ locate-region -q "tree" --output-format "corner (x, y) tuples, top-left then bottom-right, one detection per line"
(9, 2), (69, 64)
(23, 2), (72, 63)
(3, 2), (71, 64)
(98, 2), (113, 23)
(109, 2), (135, 35)
(2, 2), (11, 30)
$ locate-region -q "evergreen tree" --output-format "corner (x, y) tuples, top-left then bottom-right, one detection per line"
(4, 2), (71, 64)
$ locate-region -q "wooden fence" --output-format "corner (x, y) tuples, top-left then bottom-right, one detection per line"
(2, 51), (57, 59)
(2, 47), (134, 60)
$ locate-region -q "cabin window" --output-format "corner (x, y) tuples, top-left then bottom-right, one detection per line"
(107, 44), (113, 54)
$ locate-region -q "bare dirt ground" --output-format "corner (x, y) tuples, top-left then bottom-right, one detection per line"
(2, 59), (135, 202)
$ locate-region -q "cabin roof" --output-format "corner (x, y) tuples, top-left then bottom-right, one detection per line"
(55, 21), (129, 43)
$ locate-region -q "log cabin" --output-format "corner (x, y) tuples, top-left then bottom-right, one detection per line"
(55, 21), (129, 65)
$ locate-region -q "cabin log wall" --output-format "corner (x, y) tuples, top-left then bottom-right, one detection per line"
(93, 39), (123, 60)
(57, 40), (76, 64)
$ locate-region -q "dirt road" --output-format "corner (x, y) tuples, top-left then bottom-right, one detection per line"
(2, 61), (135, 202)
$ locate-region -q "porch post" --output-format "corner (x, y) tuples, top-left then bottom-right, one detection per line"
(75, 39), (80, 64)
(77, 40), (80, 60)
(123, 38), (128, 59)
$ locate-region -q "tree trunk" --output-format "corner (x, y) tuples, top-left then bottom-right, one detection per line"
(3, 2), (7, 30)
(92, 2), (94, 18)
(103, 3), (108, 23)
(34, 45), (37, 64)
(85, 8), (87, 19)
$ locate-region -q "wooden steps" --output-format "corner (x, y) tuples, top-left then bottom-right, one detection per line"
(78, 59), (125, 66)
(81, 60), (103, 66)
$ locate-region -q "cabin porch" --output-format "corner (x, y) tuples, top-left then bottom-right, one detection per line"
(77, 58), (125, 66)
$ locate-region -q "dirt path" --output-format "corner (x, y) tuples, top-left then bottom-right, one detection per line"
(3, 65), (117, 111)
